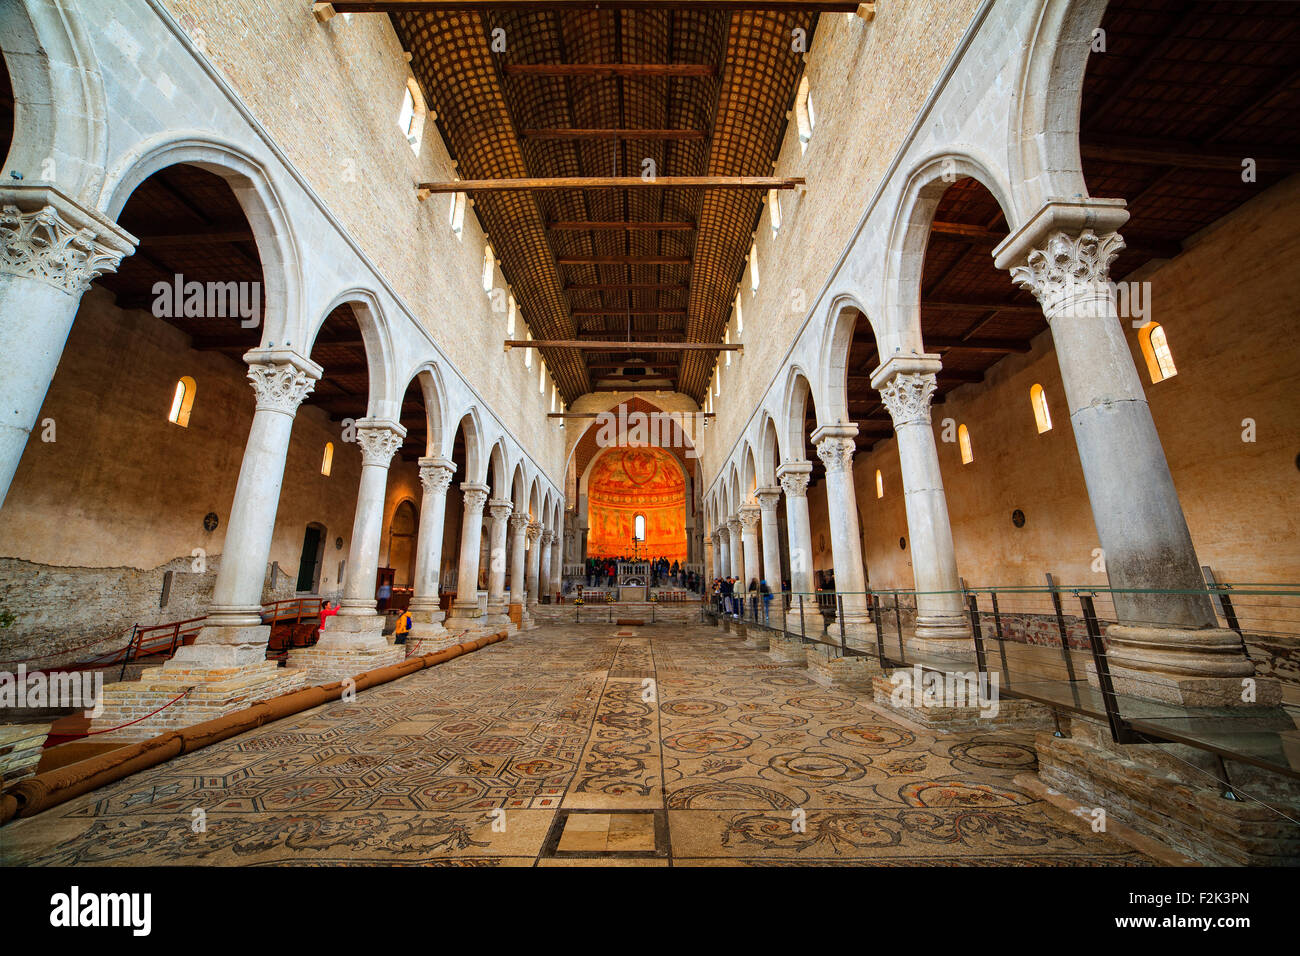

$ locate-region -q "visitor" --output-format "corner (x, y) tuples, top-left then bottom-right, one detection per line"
(393, 607), (412, 645)
(760, 579), (772, 624)
(748, 578), (759, 620)
(318, 600), (339, 631)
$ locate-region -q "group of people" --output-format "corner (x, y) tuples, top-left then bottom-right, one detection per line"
(711, 576), (774, 622)
(583, 556), (701, 592)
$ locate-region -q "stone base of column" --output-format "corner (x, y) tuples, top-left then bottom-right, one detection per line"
(766, 631), (804, 664)
(871, 667), (1054, 733)
(405, 632), (466, 655)
(509, 603), (536, 631)
(1102, 625), (1280, 707)
(285, 614), (403, 685)
(483, 601), (511, 629)
(804, 644), (883, 692)
(171, 623), (273, 668)
(87, 660), (308, 742)
(1036, 716), (1300, 865)
(906, 618), (976, 666)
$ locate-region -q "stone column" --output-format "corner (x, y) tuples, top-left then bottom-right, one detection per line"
(408, 457), (456, 643)
(539, 530), (554, 603)
(726, 517), (744, 583)
(812, 426), (871, 636)
(549, 529), (563, 598)
(776, 460), (825, 632)
(711, 530), (722, 581)
(166, 350), (321, 668)
(525, 522), (542, 606)
(446, 482), (490, 628)
(0, 189), (136, 509)
(320, 418), (406, 648)
(484, 499), (513, 625)
(873, 358), (972, 661)
(508, 512), (529, 622)
(739, 506), (762, 591)
(995, 202), (1262, 704)
(756, 488), (784, 588)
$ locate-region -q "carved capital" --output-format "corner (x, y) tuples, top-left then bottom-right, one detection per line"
(487, 499), (513, 523)
(755, 487), (781, 512)
(1010, 230), (1126, 318)
(355, 424), (404, 467)
(815, 436), (855, 475)
(508, 512), (530, 536)
(778, 470), (809, 499)
(247, 361), (317, 415)
(418, 457), (456, 497)
(540, 530), (554, 546)
(739, 507), (761, 533)
(878, 371), (937, 427)
(525, 521), (542, 542)
(461, 482), (489, 513)
(0, 201), (132, 295)
(725, 517), (741, 536)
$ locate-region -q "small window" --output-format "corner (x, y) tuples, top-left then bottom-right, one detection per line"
(749, 242), (760, 293)
(506, 294), (517, 336)
(795, 76), (815, 153)
(321, 442), (334, 477)
(539, 359), (546, 394)
(1139, 322), (1177, 383)
(397, 78), (427, 153)
(1030, 383), (1053, 433)
(958, 424), (974, 464)
(735, 291), (744, 334)
(875, 469), (884, 498)
(724, 326), (732, 366)
(768, 188), (782, 235)
(482, 243), (495, 293)
(449, 190), (467, 238)
(634, 514), (646, 541)
(168, 376), (196, 427)
(524, 330), (533, 369)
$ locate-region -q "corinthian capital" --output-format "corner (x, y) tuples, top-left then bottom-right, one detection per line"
(815, 436), (855, 475)
(755, 487), (781, 511)
(247, 361), (318, 415)
(739, 507), (761, 532)
(461, 482), (490, 512)
(0, 193), (135, 295)
(488, 499), (513, 522)
(777, 461), (812, 499)
(525, 521), (542, 542)
(508, 512), (530, 536)
(1010, 230), (1125, 317)
(355, 421), (406, 467)
(418, 457), (456, 496)
(879, 372), (937, 428)
(540, 530), (554, 545)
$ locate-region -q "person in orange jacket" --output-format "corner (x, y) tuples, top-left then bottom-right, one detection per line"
(393, 608), (413, 645)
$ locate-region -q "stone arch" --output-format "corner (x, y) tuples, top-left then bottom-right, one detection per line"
(450, 407), (486, 485)
(817, 291), (878, 427)
(101, 134), (302, 353)
(780, 366), (817, 463)
(882, 151), (1021, 357)
(403, 361), (447, 458)
(758, 414), (781, 486)
(740, 442), (758, 505)
(0, 0), (108, 202)
(487, 439), (510, 500)
(310, 288), (398, 418)
(1010, 0), (1108, 214)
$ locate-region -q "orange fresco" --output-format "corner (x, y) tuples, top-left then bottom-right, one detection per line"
(586, 447), (687, 561)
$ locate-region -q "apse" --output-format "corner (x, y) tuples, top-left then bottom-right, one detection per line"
(586, 446), (686, 562)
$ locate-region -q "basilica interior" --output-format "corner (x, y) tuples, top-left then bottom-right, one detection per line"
(0, 0), (1296, 876)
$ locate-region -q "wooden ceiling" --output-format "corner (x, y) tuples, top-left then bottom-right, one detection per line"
(382, 0), (837, 404)
(831, 0), (1300, 478)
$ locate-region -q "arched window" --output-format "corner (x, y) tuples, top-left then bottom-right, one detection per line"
(168, 376), (196, 427)
(875, 469), (884, 498)
(506, 294), (517, 336)
(724, 326), (732, 366)
(448, 190), (466, 238)
(539, 359), (547, 394)
(397, 78), (427, 152)
(321, 442), (334, 477)
(795, 76), (815, 153)
(1139, 322), (1178, 383)
(734, 291), (744, 334)
(1030, 383), (1053, 433)
(768, 188), (782, 235)
(749, 242), (760, 293)
(958, 424), (974, 464)
(633, 514), (646, 541)
(482, 243), (495, 293)
(524, 329), (533, 368)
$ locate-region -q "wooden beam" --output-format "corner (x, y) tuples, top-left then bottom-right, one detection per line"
(926, 337), (1031, 354)
(564, 282), (688, 292)
(548, 411), (716, 419)
(923, 299), (1040, 315)
(559, 255), (690, 266)
(417, 176), (805, 193)
(1080, 137), (1300, 174)
(138, 230), (256, 248)
(505, 339), (741, 352)
(524, 128), (706, 141)
(334, 2), (858, 11)
(550, 221), (694, 231)
(505, 63), (716, 78)
(571, 308), (687, 316)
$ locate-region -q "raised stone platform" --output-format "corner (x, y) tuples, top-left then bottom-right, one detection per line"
(284, 643), (405, 685)
(805, 644), (882, 691)
(871, 671), (1055, 733)
(766, 631), (805, 664)
(0, 723), (50, 787)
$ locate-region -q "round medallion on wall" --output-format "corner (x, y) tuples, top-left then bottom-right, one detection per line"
(203, 512), (219, 532)
(1012, 509), (1026, 528)
(336, 537), (345, 550)
(899, 536), (907, 550)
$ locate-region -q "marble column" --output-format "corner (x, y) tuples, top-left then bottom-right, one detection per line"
(484, 499), (513, 624)
(446, 482), (490, 628)
(739, 507), (762, 591)
(873, 358), (972, 661)
(175, 351), (322, 667)
(726, 516), (744, 583)
(776, 460), (825, 632)
(756, 488), (784, 589)
(0, 189), (136, 510)
(508, 512), (529, 622)
(539, 530), (554, 603)
(549, 528), (563, 598)
(525, 522), (542, 606)
(812, 426), (871, 636)
(711, 530), (722, 581)
(997, 201), (1262, 704)
(320, 418), (407, 649)
(408, 457), (456, 645)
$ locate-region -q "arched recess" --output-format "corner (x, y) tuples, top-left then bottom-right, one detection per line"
(582, 444), (688, 561)
(487, 439), (510, 500)
(758, 415), (781, 486)
(781, 367), (817, 463)
(405, 362), (447, 458)
(386, 497), (419, 588)
(818, 292), (881, 427)
(0, 0), (107, 202)
(740, 443), (758, 505)
(308, 288), (396, 419)
(103, 135), (301, 351)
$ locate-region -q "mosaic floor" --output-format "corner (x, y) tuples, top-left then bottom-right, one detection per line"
(0, 624), (1152, 866)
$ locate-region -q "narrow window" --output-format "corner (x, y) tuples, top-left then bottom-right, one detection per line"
(958, 424), (974, 465)
(539, 359), (546, 394)
(397, 79), (427, 152)
(768, 188), (782, 235)
(875, 469), (884, 498)
(482, 243), (495, 293)
(1139, 322), (1177, 383)
(749, 242), (760, 293)
(506, 294), (517, 336)
(449, 190), (466, 238)
(634, 514), (646, 541)
(524, 329), (533, 369)
(1030, 383), (1053, 433)
(735, 291), (744, 334)
(168, 376), (196, 427)
(724, 326), (732, 366)
(795, 76), (815, 153)
(321, 442), (334, 477)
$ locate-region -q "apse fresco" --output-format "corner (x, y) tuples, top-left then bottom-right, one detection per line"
(587, 446), (687, 561)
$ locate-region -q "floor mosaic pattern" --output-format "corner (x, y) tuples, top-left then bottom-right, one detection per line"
(0, 624), (1152, 866)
